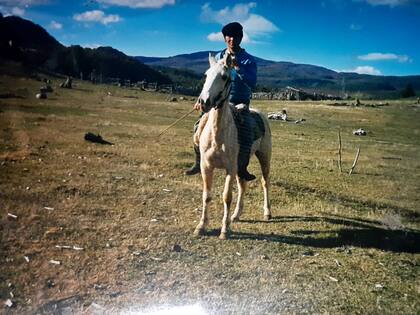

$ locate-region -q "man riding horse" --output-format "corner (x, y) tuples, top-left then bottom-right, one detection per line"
(186, 22), (257, 181)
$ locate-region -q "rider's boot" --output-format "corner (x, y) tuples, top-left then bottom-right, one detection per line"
(185, 145), (201, 176)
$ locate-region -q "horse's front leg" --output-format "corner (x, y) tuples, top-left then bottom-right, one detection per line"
(220, 173), (234, 240)
(231, 176), (247, 222)
(194, 167), (213, 236)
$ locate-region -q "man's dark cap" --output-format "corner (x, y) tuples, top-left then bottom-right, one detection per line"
(222, 22), (243, 38)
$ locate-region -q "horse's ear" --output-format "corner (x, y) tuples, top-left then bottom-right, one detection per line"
(209, 53), (216, 67)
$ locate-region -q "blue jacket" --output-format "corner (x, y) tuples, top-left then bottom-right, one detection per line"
(215, 48), (257, 105)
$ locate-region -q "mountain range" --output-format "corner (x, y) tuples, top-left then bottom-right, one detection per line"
(0, 13), (418, 98)
(0, 14), (171, 85)
(136, 52), (420, 98)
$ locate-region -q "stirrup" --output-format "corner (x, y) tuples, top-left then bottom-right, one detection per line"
(238, 170), (256, 181)
(185, 164), (201, 176)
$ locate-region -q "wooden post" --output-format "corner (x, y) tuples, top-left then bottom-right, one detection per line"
(338, 129), (342, 173)
(349, 146), (360, 175)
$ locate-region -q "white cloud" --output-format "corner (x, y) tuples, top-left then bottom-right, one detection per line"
(343, 66), (382, 75)
(350, 23), (362, 31)
(73, 10), (122, 25)
(242, 13), (278, 35)
(358, 52), (411, 62)
(364, 0), (408, 6)
(207, 32), (224, 42)
(0, 0), (49, 6)
(82, 43), (102, 49)
(0, 0), (49, 17)
(11, 6), (25, 15)
(0, 5), (25, 16)
(49, 20), (62, 30)
(95, 0), (175, 9)
(354, 0), (416, 7)
(207, 31), (252, 43)
(201, 2), (279, 43)
(327, 0), (419, 8)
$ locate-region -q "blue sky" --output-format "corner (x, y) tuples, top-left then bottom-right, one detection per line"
(1, 0), (419, 76)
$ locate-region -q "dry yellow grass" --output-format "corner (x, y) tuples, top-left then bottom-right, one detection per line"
(0, 73), (419, 314)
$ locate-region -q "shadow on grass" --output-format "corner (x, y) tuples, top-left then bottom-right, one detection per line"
(72, 87), (94, 93)
(0, 103), (90, 116)
(272, 180), (420, 221)
(234, 215), (420, 253)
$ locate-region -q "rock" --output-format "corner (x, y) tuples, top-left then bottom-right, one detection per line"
(40, 86), (53, 93)
(353, 128), (367, 136)
(7, 213), (18, 220)
(172, 244), (182, 252)
(60, 77), (72, 89)
(84, 132), (114, 145)
(302, 250), (315, 257)
(4, 299), (14, 308)
(49, 260), (61, 265)
(375, 283), (384, 290)
(36, 93), (47, 99)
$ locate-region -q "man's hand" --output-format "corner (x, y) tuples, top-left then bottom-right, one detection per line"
(231, 54), (240, 71)
(193, 99), (202, 111)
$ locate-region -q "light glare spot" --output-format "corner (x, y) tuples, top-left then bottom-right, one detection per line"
(124, 304), (208, 315)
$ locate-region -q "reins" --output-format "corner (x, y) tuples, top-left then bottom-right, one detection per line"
(214, 78), (232, 110)
(157, 61), (231, 137)
(157, 107), (196, 137)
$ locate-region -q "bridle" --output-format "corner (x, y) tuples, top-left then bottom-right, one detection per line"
(214, 75), (232, 110)
(199, 54), (234, 113)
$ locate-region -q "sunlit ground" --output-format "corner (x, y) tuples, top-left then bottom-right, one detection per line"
(121, 304), (208, 315)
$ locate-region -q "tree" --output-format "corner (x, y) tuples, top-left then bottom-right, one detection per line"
(401, 83), (416, 98)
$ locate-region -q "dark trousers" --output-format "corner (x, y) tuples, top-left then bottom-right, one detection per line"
(232, 106), (254, 172)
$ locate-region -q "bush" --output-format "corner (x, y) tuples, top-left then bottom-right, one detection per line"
(401, 84), (416, 98)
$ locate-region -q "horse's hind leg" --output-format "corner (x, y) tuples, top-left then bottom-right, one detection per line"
(231, 176), (247, 222)
(220, 173), (234, 240)
(256, 150), (271, 220)
(194, 167), (213, 236)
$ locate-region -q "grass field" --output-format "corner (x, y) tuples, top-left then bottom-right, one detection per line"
(1, 73), (419, 314)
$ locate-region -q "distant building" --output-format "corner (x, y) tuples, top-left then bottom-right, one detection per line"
(252, 86), (342, 101)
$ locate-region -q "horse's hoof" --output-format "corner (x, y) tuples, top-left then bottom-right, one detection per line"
(194, 227), (205, 237)
(264, 214), (271, 221)
(231, 216), (240, 223)
(219, 232), (229, 240)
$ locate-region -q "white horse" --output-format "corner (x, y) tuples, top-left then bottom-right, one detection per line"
(193, 53), (272, 240)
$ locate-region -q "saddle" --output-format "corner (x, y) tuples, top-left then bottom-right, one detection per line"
(193, 105), (265, 147)
(230, 105), (265, 142)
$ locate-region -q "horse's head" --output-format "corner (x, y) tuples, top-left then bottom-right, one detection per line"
(198, 53), (233, 113)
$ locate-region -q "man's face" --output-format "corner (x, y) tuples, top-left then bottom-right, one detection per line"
(224, 35), (242, 52)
